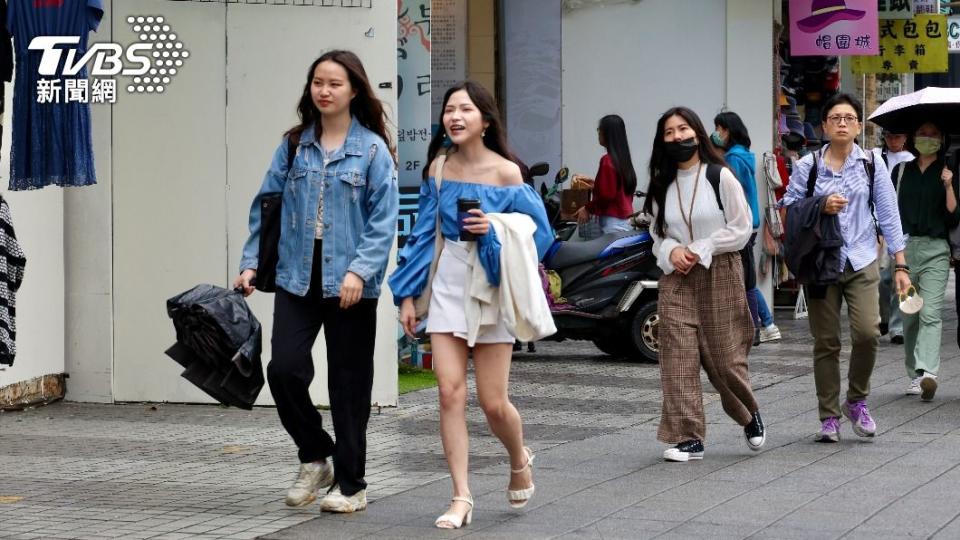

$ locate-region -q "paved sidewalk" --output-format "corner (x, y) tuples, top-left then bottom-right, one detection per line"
(0, 283), (958, 539)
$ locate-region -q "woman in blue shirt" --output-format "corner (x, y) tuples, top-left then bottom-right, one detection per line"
(713, 111), (781, 344)
(233, 50), (398, 514)
(389, 81), (552, 529)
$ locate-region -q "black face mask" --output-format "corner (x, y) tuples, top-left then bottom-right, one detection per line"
(664, 138), (698, 163)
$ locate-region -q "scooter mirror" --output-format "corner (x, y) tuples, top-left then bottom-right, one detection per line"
(529, 162), (550, 177)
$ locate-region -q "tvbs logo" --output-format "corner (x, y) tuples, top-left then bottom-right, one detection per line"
(28, 15), (189, 97)
(30, 36), (152, 76)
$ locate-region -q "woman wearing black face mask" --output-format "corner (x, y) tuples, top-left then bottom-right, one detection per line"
(641, 107), (765, 462)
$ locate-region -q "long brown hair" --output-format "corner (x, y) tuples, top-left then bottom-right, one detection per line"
(423, 80), (518, 180)
(642, 107), (727, 237)
(286, 50), (395, 162)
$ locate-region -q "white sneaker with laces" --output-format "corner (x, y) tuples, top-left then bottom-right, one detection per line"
(320, 485), (367, 513)
(284, 460), (334, 507)
(905, 376), (922, 395)
(759, 324), (782, 343)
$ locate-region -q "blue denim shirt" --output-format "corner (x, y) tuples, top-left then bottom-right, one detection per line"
(239, 118), (399, 297)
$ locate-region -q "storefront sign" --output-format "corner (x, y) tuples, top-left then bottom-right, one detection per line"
(852, 14), (949, 72)
(878, 0), (914, 19)
(949, 16), (960, 53)
(876, 78), (904, 101)
(913, 0), (939, 14)
(430, 0), (466, 122)
(790, 0), (879, 56)
(397, 1), (431, 190)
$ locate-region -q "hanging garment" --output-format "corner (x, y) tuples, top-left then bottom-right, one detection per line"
(0, 0), (12, 157)
(7, 0), (103, 190)
(165, 284), (264, 409)
(0, 196), (26, 366)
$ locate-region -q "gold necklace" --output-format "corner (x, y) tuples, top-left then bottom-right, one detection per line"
(676, 163), (704, 240)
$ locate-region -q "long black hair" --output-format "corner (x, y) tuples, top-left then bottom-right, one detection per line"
(598, 114), (638, 196)
(286, 50), (395, 162)
(642, 107), (727, 237)
(423, 80), (518, 180)
(713, 111), (752, 149)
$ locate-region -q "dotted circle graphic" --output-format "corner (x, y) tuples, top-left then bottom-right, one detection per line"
(125, 15), (188, 95)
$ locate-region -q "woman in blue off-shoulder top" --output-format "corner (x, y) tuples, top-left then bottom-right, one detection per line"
(389, 81), (552, 529)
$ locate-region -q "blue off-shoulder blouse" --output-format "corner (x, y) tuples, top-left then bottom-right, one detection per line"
(388, 177), (554, 306)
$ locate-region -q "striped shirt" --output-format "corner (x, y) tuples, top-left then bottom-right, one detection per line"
(782, 144), (906, 272)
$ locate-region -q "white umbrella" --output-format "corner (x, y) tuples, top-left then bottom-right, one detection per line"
(868, 87), (960, 134)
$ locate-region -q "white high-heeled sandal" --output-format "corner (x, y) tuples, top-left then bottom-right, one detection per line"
(434, 495), (473, 529)
(507, 446), (536, 509)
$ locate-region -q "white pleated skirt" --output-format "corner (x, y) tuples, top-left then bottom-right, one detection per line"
(425, 239), (515, 344)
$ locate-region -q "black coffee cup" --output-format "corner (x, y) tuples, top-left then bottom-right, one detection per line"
(457, 198), (481, 241)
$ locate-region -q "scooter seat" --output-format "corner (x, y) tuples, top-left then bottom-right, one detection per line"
(547, 231), (644, 269)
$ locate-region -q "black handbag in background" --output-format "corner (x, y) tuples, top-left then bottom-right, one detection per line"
(254, 135), (298, 293)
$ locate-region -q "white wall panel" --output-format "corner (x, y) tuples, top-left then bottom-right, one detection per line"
(111, 0), (228, 403)
(561, 0), (726, 192)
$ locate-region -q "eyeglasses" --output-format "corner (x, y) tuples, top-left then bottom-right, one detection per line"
(826, 115), (859, 126)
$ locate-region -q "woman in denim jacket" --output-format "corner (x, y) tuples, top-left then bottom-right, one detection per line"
(234, 50), (398, 513)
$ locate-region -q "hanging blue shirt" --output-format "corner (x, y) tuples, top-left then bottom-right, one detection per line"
(7, 0), (103, 190)
(388, 177), (553, 305)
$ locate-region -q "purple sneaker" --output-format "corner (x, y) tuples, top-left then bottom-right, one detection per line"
(843, 400), (876, 438)
(816, 417), (840, 443)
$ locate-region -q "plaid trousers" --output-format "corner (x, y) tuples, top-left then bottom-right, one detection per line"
(657, 252), (758, 444)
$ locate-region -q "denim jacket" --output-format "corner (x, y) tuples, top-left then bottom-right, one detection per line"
(239, 118), (399, 298)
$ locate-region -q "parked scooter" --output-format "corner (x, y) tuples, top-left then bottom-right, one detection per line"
(532, 164), (661, 362)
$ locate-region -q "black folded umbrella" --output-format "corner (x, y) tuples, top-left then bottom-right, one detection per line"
(165, 284), (264, 409)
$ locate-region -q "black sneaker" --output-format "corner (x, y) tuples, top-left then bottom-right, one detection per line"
(891, 335), (904, 345)
(663, 440), (704, 462)
(744, 411), (766, 451)
(879, 322), (889, 336)
(753, 328), (761, 346)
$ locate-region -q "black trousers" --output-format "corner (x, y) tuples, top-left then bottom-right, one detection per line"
(268, 240), (378, 496)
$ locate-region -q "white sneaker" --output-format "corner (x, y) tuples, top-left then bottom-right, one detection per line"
(759, 324), (782, 343)
(320, 485), (367, 513)
(284, 460), (335, 507)
(905, 377), (922, 395)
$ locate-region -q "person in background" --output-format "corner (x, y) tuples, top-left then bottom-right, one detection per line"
(575, 114), (637, 234)
(713, 111), (782, 345)
(643, 106), (766, 463)
(781, 93), (910, 443)
(872, 129), (914, 345)
(890, 122), (958, 402)
(234, 50), (399, 513)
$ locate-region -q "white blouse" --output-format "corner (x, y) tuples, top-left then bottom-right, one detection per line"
(649, 163), (753, 274)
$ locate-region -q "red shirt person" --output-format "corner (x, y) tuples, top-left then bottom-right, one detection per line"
(575, 115), (638, 234)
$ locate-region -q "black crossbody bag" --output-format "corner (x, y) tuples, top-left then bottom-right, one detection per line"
(255, 136), (298, 293)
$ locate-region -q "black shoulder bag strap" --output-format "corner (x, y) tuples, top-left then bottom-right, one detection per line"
(705, 163), (724, 212)
(806, 151), (820, 198)
(286, 134), (299, 174)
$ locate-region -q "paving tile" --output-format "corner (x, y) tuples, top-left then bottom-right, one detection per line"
(3, 288), (960, 540)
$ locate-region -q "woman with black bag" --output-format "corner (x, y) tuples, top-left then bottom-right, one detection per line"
(233, 50), (398, 513)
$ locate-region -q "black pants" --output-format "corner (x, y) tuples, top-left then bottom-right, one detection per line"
(268, 241), (378, 496)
